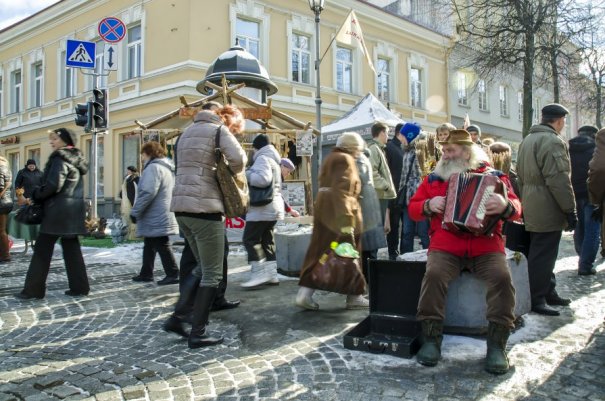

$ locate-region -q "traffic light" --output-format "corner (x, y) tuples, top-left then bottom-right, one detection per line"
(74, 102), (91, 132)
(91, 88), (108, 129)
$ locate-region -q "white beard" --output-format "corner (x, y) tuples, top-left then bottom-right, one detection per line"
(434, 158), (470, 180)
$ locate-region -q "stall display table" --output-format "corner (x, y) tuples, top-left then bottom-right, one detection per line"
(7, 211), (39, 254)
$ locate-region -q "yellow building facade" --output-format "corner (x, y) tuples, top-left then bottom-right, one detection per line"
(0, 0), (450, 216)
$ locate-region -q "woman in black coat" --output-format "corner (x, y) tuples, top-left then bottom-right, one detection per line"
(16, 128), (90, 300)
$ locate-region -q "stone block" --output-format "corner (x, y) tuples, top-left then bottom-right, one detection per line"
(398, 249), (531, 332)
(275, 228), (312, 277)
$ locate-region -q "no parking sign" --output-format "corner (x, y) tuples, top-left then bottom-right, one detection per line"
(98, 17), (126, 43)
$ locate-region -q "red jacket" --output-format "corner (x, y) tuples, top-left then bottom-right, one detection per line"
(408, 165), (522, 258)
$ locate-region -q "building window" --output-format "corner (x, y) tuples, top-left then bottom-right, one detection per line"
(11, 70), (22, 113)
(8, 152), (20, 194)
(90, 42), (108, 89)
(477, 79), (488, 111)
(61, 51), (75, 98)
(517, 91), (523, 121)
(499, 85), (508, 116)
(534, 97), (541, 123)
(336, 47), (353, 93)
(31, 63), (43, 108)
(127, 25), (142, 79)
(457, 71), (468, 106)
(87, 137), (104, 198)
(27, 148), (41, 166)
(410, 67), (423, 108)
(236, 18), (260, 59)
(122, 134), (141, 175)
(291, 33), (311, 84)
(377, 58), (391, 102)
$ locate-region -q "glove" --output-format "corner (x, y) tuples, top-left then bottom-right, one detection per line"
(130, 215), (137, 224)
(591, 207), (603, 222)
(565, 211), (577, 232)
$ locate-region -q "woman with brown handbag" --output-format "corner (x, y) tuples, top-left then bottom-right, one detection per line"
(295, 132), (368, 310)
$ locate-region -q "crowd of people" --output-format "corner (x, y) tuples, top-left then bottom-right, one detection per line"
(4, 101), (602, 374)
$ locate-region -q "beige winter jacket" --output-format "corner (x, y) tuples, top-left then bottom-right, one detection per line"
(171, 111), (247, 215)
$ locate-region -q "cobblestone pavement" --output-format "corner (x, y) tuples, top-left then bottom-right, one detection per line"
(1, 233), (604, 401)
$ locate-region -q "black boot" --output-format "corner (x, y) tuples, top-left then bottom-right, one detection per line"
(545, 289), (571, 306)
(188, 287), (224, 349)
(485, 322), (511, 375)
(416, 320), (443, 367)
(163, 274), (200, 338)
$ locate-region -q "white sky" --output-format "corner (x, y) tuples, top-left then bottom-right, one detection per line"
(0, 0), (61, 30)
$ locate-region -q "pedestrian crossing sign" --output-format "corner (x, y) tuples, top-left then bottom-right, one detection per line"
(66, 40), (96, 69)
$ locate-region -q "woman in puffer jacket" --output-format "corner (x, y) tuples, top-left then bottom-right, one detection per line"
(240, 134), (285, 289)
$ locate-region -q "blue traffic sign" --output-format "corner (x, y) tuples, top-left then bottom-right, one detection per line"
(98, 17), (126, 43)
(65, 40), (96, 69)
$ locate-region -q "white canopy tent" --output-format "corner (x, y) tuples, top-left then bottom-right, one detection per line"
(322, 92), (404, 146)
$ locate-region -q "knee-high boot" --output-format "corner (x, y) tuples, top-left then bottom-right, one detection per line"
(188, 286), (224, 349)
(163, 274), (201, 338)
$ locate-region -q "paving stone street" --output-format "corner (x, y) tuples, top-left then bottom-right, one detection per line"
(0, 233), (604, 401)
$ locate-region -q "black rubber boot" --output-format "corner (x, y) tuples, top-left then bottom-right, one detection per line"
(416, 320), (443, 367)
(485, 322), (511, 375)
(188, 287), (224, 349)
(163, 274), (200, 338)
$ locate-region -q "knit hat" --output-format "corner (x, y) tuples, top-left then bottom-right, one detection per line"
(52, 127), (76, 147)
(252, 134), (270, 150)
(336, 132), (365, 152)
(26, 159), (36, 166)
(400, 122), (421, 143)
(280, 158), (295, 171)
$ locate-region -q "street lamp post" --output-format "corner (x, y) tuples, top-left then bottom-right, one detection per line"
(308, 0), (324, 179)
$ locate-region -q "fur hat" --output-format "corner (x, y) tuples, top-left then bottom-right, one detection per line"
(26, 159), (36, 166)
(336, 132), (365, 152)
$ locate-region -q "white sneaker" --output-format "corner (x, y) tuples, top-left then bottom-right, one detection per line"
(240, 260), (272, 289)
(346, 294), (369, 310)
(295, 287), (319, 310)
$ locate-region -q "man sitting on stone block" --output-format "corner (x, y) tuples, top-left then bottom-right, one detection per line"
(408, 129), (522, 374)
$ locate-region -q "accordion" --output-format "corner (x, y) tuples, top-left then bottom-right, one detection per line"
(443, 173), (505, 236)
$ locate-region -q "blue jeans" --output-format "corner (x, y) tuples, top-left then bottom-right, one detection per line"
(574, 198), (601, 272)
(401, 206), (430, 254)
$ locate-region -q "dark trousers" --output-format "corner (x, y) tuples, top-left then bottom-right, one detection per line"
(243, 221), (277, 262)
(139, 236), (179, 279)
(0, 214), (9, 261)
(180, 235), (230, 299)
(574, 197), (601, 272)
(417, 251), (516, 328)
(22, 233), (89, 298)
(527, 231), (562, 307)
(386, 206), (404, 259)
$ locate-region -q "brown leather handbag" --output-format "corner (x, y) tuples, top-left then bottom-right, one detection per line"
(308, 249), (366, 295)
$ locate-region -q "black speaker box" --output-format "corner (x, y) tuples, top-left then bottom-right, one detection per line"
(343, 259), (426, 358)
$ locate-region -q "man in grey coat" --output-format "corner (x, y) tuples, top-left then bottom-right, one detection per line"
(517, 103), (577, 316)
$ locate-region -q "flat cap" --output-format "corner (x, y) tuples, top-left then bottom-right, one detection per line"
(466, 124), (481, 135)
(541, 103), (569, 119)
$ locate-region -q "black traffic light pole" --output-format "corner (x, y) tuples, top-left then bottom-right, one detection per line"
(76, 70), (108, 220)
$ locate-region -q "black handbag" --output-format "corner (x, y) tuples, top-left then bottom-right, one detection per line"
(15, 204), (44, 225)
(249, 164), (275, 207)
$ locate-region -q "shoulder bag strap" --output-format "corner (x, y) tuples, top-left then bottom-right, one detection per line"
(214, 125), (224, 165)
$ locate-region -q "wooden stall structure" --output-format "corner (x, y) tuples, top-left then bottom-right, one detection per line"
(132, 76), (319, 216)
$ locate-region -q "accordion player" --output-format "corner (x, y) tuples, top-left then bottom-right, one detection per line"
(443, 172), (506, 236)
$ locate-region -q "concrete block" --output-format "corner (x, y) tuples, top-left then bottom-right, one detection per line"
(398, 249), (531, 332)
(275, 229), (312, 277)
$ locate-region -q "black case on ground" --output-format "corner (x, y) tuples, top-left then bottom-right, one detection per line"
(343, 260), (426, 358)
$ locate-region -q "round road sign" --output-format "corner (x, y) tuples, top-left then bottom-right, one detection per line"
(98, 17), (126, 43)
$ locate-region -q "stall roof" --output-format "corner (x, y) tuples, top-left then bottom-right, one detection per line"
(322, 92), (404, 144)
